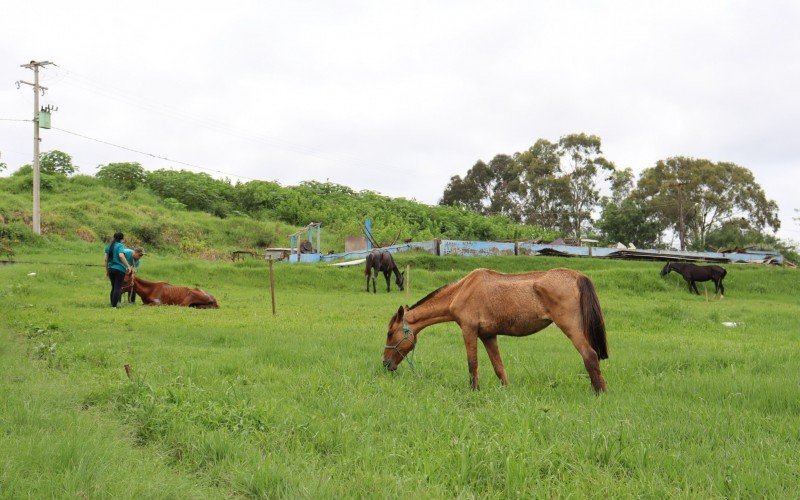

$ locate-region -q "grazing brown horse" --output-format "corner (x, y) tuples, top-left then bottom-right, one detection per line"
(660, 262), (727, 297)
(122, 271), (219, 308)
(365, 249), (405, 293)
(382, 268), (609, 392)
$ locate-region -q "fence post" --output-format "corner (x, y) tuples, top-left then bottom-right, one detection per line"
(405, 264), (410, 302)
(269, 256), (276, 315)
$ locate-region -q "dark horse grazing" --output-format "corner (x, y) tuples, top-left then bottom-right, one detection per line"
(122, 271), (219, 308)
(660, 262), (727, 298)
(382, 268), (609, 393)
(365, 249), (405, 293)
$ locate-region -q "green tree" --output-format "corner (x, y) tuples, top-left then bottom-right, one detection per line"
(596, 198), (665, 248)
(486, 154), (525, 221)
(234, 180), (285, 213)
(608, 167), (635, 204)
(39, 150), (77, 176)
(557, 133), (615, 240)
(705, 219), (799, 262)
(440, 155), (526, 222)
(96, 162), (147, 191)
(439, 173), (484, 212)
(146, 169), (234, 217)
(635, 157), (780, 250)
(514, 139), (569, 232)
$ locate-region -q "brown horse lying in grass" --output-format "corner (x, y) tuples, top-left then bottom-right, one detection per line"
(122, 271), (219, 308)
(382, 268), (609, 392)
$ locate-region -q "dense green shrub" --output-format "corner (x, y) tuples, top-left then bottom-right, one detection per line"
(146, 170), (233, 215)
(97, 162), (147, 191)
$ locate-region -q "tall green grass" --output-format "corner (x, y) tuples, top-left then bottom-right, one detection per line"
(1, 252), (799, 497)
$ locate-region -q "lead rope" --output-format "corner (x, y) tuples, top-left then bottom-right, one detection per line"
(402, 318), (419, 374)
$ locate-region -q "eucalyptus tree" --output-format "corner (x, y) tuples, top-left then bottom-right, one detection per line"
(440, 155), (526, 222)
(513, 138), (569, 232)
(635, 157), (779, 250)
(557, 133), (616, 239)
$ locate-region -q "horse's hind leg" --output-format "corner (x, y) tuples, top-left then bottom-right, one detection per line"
(480, 336), (508, 386)
(553, 316), (606, 393)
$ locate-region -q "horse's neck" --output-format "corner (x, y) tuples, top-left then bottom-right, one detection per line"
(405, 284), (459, 332)
(133, 277), (158, 296)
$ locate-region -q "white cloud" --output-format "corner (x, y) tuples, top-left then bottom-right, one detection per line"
(2, 1), (798, 240)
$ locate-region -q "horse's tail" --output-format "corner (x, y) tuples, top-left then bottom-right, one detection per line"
(578, 275), (608, 360)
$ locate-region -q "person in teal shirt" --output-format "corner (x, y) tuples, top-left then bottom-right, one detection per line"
(123, 247), (145, 303)
(104, 232), (133, 308)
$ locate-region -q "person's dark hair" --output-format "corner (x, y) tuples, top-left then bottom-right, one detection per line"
(107, 232), (124, 263)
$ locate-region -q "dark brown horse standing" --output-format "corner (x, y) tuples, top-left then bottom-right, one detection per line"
(122, 271), (219, 308)
(382, 268), (609, 393)
(365, 249), (405, 293)
(660, 262), (727, 297)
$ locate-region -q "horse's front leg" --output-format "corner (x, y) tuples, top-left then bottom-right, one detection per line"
(384, 271), (391, 292)
(480, 335), (508, 386)
(461, 327), (480, 390)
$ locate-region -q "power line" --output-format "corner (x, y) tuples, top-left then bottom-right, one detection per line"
(45, 64), (401, 174)
(51, 126), (259, 181)
(0, 118), (30, 122)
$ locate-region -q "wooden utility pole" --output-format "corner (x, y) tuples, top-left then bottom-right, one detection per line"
(405, 264), (410, 302)
(18, 60), (54, 235)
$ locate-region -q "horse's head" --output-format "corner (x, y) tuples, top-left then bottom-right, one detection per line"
(396, 270), (405, 291)
(121, 269), (135, 292)
(382, 305), (415, 371)
(660, 262), (672, 277)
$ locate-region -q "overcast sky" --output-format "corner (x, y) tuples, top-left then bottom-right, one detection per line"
(2, 1), (799, 242)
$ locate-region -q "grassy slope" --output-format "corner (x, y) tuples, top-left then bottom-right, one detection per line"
(0, 177), (300, 257)
(1, 250), (799, 497)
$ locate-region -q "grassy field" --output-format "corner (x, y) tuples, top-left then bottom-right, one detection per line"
(1, 246), (799, 498)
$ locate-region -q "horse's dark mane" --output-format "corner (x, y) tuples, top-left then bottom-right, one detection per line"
(408, 283), (452, 310)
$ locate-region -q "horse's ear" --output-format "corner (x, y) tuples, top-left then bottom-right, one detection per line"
(396, 306), (404, 321)
(401, 270), (405, 276)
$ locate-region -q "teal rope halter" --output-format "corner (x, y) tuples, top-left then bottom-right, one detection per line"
(385, 317), (418, 372)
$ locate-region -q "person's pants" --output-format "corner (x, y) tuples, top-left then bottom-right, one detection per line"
(108, 269), (125, 307)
